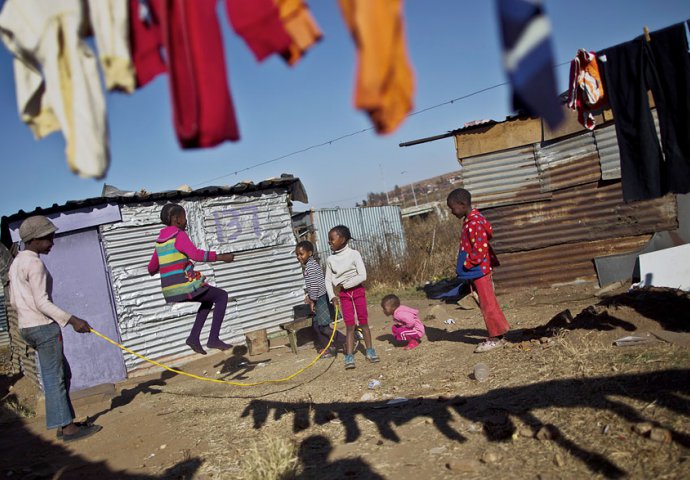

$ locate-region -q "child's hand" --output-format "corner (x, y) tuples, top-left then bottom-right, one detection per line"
(218, 253), (235, 263)
(331, 297), (340, 307)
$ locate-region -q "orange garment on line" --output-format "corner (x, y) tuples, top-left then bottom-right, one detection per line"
(273, 0), (323, 65)
(567, 49), (606, 130)
(339, 0), (415, 135)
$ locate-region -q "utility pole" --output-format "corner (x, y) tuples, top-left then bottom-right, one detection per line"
(410, 182), (418, 206)
(379, 163), (390, 205)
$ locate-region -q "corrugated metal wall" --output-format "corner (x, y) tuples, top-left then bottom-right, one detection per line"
(5, 292), (39, 382)
(460, 146), (550, 209)
(100, 192), (304, 371)
(458, 114), (679, 291)
(312, 206), (406, 266)
(0, 287), (8, 347)
(535, 131), (600, 192)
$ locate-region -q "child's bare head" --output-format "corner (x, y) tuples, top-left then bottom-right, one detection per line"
(160, 203), (186, 227)
(295, 240), (314, 264)
(381, 294), (400, 316)
(446, 188), (472, 219)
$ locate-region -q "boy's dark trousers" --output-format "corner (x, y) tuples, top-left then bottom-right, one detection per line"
(599, 21), (690, 202)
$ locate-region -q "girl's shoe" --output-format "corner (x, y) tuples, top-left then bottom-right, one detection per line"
(365, 348), (380, 363)
(404, 339), (420, 350)
(344, 354), (355, 369)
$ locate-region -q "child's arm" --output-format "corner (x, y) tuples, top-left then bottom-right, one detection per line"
(27, 262), (72, 327)
(148, 250), (159, 275)
(325, 261), (337, 304)
(174, 231), (218, 262)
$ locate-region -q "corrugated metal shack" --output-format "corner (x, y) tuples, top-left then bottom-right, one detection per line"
(0, 176), (309, 388)
(0, 287), (9, 347)
(451, 107), (678, 291)
(293, 206), (407, 266)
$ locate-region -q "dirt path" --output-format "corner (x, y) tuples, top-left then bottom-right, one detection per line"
(2, 284), (689, 479)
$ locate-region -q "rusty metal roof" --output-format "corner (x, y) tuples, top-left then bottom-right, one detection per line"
(1, 176), (308, 247)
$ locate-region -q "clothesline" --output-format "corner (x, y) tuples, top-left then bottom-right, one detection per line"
(0, 0), (566, 182)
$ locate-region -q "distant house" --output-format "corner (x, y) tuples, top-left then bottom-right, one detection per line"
(1, 176), (309, 391)
(292, 206), (407, 266)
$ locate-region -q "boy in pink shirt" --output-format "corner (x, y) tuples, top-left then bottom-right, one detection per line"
(381, 294), (425, 350)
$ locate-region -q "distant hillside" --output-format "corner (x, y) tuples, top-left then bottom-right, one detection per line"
(359, 169), (464, 208)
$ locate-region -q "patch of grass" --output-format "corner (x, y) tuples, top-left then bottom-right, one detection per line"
(367, 214), (458, 291)
(240, 435), (297, 480)
(617, 351), (663, 365)
(0, 397), (35, 423)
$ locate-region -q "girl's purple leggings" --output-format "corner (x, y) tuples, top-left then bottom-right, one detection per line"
(186, 285), (228, 343)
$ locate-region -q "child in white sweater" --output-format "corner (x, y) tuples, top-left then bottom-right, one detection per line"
(325, 225), (379, 369)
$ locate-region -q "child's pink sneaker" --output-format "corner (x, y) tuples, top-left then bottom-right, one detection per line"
(404, 339), (420, 350)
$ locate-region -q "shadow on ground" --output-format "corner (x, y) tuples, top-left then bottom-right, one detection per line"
(242, 369), (690, 479)
(0, 398), (201, 479)
(298, 434), (384, 480)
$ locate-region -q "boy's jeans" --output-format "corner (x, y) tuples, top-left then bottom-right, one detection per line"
(20, 323), (75, 429)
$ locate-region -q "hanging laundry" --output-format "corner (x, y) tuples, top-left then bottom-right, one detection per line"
(128, 0), (166, 87)
(273, 0), (323, 66)
(225, 0), (292, 62)
(599, 21), (690, 202)
(87, 0), (136, 93)
(566, 49), (605, 130)
(339, 0), (415, 135)
(496, 0), (563, 129)
(130, 0), (240, 148)
(0, 0), (109, 178)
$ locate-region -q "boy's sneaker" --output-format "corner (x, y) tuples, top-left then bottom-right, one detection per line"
(365, 348), (380, 363)
(344, 354), (355, 369)
(474, 337), (507, 353)
(404, 339), (420, 350)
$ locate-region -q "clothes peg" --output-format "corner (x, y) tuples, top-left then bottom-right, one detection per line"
(643, 26), (651, 42)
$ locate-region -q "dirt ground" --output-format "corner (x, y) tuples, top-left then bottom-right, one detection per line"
(1, 283), (689, 480)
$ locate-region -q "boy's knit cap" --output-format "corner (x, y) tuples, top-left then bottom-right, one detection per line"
(19, 216), (57, 242)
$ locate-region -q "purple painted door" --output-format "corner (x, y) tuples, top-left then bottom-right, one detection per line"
(42, 228), (126, 391)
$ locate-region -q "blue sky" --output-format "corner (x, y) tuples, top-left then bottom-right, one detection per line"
(1, 1), (689, 219)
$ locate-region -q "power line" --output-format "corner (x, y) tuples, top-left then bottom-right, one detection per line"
(191, 60), (572, 189)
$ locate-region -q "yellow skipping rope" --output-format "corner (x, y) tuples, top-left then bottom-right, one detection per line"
(89, 306), (340, 387)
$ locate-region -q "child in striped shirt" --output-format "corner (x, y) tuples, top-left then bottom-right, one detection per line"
(295, 240), (345, 357)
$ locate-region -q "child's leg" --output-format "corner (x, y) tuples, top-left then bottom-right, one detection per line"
(339, 291), (357, 355)
(204, 286), (230, 349)
(187, 295), (214, 352)
(392, 325), (420, 342)
(351, 287), (372, 349)
(473, 274), (510, 338)
(312, 322), (327, 350)
(345, 325), (355, 355)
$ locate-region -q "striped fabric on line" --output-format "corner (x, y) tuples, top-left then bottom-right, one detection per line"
(497, 0), (563, 129)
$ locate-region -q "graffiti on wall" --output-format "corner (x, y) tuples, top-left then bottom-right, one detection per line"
(213, 206), (262, 243)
